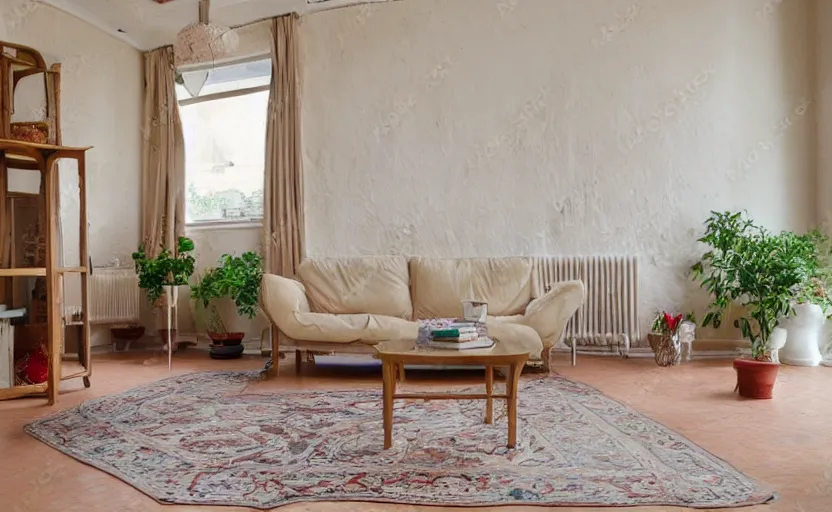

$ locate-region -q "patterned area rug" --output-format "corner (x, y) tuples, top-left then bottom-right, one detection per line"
(25, 371), (776, 509)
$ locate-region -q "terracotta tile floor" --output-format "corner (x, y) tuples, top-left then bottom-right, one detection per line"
(1, 350), (830, 512)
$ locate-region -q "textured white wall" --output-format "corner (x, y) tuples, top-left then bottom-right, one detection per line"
(818, 0), (832, 228)
(3, 3), (142, 269)
(816, 0), (832, 356)
(2, 2), (143, 344)
(300, 0), (816, 338)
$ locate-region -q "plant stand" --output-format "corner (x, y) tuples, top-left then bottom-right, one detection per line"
(163, 285), (178, 372)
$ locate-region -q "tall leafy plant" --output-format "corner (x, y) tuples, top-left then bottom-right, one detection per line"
(690, 211), (815, 360)
(793, 230), (832, 315)
(132, 237), (196, 304)
(190, 251), (264, 333)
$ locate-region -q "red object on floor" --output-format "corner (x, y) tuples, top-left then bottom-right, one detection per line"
(16, 348), (49, 384)
(733, 358), (780, 399)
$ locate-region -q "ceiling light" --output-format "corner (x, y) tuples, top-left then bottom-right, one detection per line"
(173, 0), (238, 69)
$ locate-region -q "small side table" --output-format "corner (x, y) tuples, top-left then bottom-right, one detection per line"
(375, 339), (529, 450)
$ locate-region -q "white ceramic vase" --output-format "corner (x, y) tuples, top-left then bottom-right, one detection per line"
(779, 303), (823, 367)
(767, 327), (788, 363)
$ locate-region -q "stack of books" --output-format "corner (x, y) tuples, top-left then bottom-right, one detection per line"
(427, 321), (494, 350)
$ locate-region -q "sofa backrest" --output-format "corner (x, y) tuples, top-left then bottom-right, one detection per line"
(409, 257), (533, 319)
(296, 255), (413, 319)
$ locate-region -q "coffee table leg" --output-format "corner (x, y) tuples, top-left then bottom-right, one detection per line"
(484, 364), (493, 424)
(382, 360), (395, 449)
(507, 363), (521, 449)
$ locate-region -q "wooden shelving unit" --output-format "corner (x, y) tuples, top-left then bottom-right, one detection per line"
(0, 40), (92, 404)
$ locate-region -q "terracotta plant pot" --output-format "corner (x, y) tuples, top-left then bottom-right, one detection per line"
(207, 332), (245, 346)
(733, 358), (780, 399)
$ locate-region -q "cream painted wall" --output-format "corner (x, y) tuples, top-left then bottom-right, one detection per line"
(814, 0), (831, 355)
(1, 7), (269, 346)
(817, 0), (832, 228)
(3, 2), (143, 268)
(2, 2), (142, 345)
(2, 1), (819, 347)
(299, 0), (817, 341)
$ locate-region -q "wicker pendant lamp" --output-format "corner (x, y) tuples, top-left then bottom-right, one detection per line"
(173, 0), (239, 68)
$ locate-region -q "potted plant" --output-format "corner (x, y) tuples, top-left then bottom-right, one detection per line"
(778, 230), (832, 366)
(647, 311), (694, 366)
(691, 211), (814, 399)
(190, 251), (263, 346)
(131, 236), (196, 347)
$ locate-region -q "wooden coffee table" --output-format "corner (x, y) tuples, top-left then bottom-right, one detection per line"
(374, 339), (530, 449)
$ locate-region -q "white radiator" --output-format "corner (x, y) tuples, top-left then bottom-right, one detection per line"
(89, 268), (141, 325)
(532, 256), (639, 354)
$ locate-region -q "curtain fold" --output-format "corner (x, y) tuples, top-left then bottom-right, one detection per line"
(141, 46), (185, 257)
(262, 14), (305, 371)
(264, 14), (305, 278)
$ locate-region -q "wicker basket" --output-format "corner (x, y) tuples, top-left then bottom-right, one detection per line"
(647, 333), (682, 367)
(10, 122), (49, 144)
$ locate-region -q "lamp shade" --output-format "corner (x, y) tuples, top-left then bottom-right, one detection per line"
(174, 22), (239, 68)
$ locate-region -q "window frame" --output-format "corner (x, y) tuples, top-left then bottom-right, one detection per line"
(178, 53), (271, 228)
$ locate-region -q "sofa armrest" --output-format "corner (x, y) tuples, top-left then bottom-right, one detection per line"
(522, 280), (584, 348)
(261, 274), (311, 333)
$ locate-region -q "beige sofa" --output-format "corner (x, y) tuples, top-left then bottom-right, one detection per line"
(260, 256), (584, 372)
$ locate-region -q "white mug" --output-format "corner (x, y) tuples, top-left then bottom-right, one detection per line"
(462, 300), (487, 323)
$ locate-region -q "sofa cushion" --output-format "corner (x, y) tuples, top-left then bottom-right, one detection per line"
(289, 312), (418, 343)
(410, 257), (533, 319)
(297, 256), (412, 319)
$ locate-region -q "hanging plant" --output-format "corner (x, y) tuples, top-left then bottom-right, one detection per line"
(132, 237), (197, 305)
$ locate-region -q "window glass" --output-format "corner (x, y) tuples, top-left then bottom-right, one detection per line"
(177, 59), (270, 224)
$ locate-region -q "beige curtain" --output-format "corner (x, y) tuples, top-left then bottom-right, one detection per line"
(262, 14), (305, 371)
(141, 46), (185, 257)
(264, 14), (305, 278)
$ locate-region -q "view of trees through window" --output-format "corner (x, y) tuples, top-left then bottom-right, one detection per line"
(177, 58), (270, 224)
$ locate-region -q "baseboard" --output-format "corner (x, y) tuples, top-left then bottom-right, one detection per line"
(553, 338), (751, 361)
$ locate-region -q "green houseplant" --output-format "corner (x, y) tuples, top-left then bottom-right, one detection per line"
(132, 236), (196, 351)
(190, 251), (263, 345)
(792, 230), (832, 313)
(690, 211), (816, 398)
(132, 236), (197, 305)
(777, 229), (832, 366)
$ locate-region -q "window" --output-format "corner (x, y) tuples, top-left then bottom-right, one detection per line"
(176, 57), (271, 225)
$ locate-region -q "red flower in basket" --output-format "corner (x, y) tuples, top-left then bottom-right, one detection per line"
(664, 312), (683, 334)
(652, 311), (687, 336)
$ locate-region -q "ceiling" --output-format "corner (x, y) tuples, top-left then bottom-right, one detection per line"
(41, 0), (378, 51)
